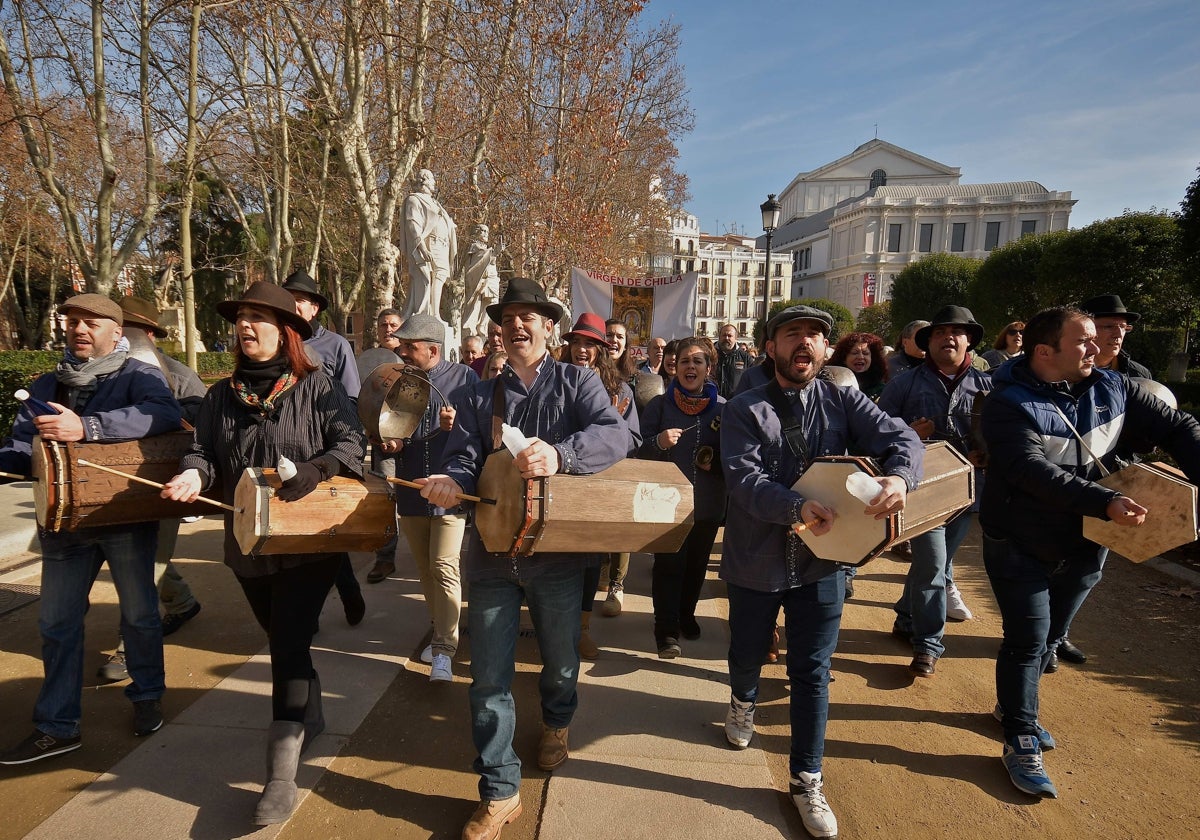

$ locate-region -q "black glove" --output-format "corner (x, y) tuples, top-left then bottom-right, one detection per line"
(277, 461), (323, 502)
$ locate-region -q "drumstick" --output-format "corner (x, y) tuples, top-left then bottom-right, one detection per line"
(76, 459), (238, 513)
(791, 518), (828, 535)
(369, 470), (497, 505)
(0, 470), (28, 480)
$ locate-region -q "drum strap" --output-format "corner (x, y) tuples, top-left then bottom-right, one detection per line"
(490, 377), (507, 453)
(765, 380), (810, 467)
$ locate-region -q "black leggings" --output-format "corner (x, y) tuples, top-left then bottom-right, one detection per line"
(652, 522), (721, 630)
(237, 554), (340, 721)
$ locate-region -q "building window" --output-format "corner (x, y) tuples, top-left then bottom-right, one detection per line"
(887, 223), (902, 253)
(673, 259), (681, 273)
(738, 322), (747, 336)
(674, 238), (681, 253)
(757, 262), (765, 276)
(717, 260), (725, 274)
(772, 279), (782, 296)
(699, 277), (709, 294)
(699, 299), (708, 316)
(985, 221), (1001, 251)
(715, 277), (726, 295)
(715, 300), (725, 317)
(919, 223), (933, 253)
(740, 262), (749, 275)
(698, 320), (707, 335)
(738, 277), (749, 296)
(870, 168), (887, 189)
(737, 300), (748, 318)
(774, 263), (782, 277)
(700, 260), (708, 272)
(687, 260), (695, 272)
(755, 301), (764, 319)
(1021, 220), (1038, 237)
(795, 286), (804, 297)
(755, 278), (764, 297)
(951, 223), (967, 252)
(688, 240), (695, 255)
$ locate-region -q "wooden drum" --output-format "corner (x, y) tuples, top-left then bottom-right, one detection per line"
(790, 441), (975, 566)
(474, 452), (694, 557)
(233, 468), (396, 556)
(32, 432), (198, 532)
(1082, 461), (1198, 562)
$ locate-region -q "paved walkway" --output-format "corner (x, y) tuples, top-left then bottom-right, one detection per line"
(1, 478), (1198, 839)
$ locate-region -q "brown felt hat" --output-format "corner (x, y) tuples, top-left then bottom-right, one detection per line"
(120, 296), (168, 338)
(216, 281), (313, 340)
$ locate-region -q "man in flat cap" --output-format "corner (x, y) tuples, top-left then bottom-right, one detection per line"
(375, 313), (478, 680)
(0, 294), (181, 765)
(719, 304), (923, 839)
(418, 277), (627, 840)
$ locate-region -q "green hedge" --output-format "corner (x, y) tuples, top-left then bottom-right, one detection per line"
(0, 350), (232, 432)
(1122, 327), (1182, 380)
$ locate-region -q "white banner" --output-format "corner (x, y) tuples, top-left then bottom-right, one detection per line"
(569, 267), (698, 351)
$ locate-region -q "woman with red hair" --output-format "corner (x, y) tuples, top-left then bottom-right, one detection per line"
(162, 281), (364, 827)
(829, 332), (889, 401)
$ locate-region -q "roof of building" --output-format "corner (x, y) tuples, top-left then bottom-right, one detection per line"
(867, 181), (1052, 198)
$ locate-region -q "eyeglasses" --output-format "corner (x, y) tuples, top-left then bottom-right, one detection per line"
(1006, 329), (1023, 336)
(1095, 323), (1134, 334)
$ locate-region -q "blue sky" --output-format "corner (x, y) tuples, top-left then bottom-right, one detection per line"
(644, 0), (1200, 235)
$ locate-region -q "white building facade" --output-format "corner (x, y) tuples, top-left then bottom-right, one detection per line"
(767, 140), (1075, 316)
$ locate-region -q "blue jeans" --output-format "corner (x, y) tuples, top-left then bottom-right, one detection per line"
(894, 511), (972, 658)
(467, 563), (584, 800)
(727, 574), (844, 776)
(36, 522), (164, 738)
(983, 531), (1104, 740)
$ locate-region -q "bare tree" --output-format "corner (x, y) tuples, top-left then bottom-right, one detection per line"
(0, 0), (162, 295)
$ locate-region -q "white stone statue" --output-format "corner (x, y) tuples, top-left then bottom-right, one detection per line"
(461, 223), (501, 339)
(400, 168), (458, 320)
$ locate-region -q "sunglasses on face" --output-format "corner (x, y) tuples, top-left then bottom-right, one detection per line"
(1007, 329), (1023, 336)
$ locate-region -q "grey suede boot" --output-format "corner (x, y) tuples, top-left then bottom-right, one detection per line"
(253, 721), (305, 826)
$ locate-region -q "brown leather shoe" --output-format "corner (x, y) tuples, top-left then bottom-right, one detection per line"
(462, 794), (522, 840)
(366, 560), (395, 584)
(910, 653), (937, 678)
(764, 625), (781, 664)
(537, 724), (568, 770)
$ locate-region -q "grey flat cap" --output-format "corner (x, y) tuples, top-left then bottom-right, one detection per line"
(393, 313), (447, 344)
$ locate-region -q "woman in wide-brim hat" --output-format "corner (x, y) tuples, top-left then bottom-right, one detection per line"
(560, 312), (640, 659)
(161, 280), (362, 826)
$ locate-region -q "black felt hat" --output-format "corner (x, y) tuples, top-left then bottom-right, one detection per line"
(914, 305), (985, 352)
(281, 269), (329, 312)
(485, 277), (563, 324)
(1080, 294), (1140, 324)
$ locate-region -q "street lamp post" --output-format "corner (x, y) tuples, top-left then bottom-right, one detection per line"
(759, 193), (781, 336)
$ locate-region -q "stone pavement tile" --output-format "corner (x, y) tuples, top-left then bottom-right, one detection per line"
(0, 482), (38, 566)
(540, 754), (791, 840)
(21, 722), (343, 840)
(538, 551), (796, 837)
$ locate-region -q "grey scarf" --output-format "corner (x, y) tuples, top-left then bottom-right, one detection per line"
(55, 336), (131, 410)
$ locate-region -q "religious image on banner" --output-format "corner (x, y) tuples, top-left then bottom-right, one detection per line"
(569, 267), (698, 350)
(613, 286), (653, 347)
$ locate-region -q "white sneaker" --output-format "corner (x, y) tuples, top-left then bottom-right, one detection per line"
(430, 653), (453, 683)
(724, 696), (755, 749)
(419, 644), (434, 664)
(790, 771), (838, 838)
(946, 583), (974, 621)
